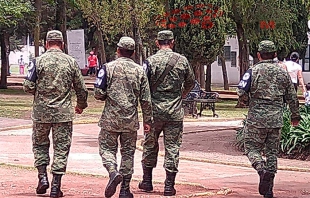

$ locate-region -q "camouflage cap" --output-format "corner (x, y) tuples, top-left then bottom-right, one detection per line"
(117, 36), (135, 50)
(46, 30), (63, 41)
(157, 30), (174, 40)
(258, 40), (276, 53)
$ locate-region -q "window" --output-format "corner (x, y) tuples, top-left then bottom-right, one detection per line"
(303, 44), (310, 72)
(224, 46), (231, 61)
(231, 51), (237, 67)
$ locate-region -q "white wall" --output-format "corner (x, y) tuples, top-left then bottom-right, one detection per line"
(211, 36), (241, 85)
(8, 46), (45, 65)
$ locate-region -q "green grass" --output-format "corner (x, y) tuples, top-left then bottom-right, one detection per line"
(199, 100), (248, 118)
(0, 87), (247, 121)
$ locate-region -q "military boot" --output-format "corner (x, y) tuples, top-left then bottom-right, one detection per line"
(105, 171), (123, 198)
(119, 175), (133, 198)
(50, 174), (63, 198)
(36, 165), (49, 194)
(138, 166), (153, 192)
(264, 174), (275, 198)
(164, 171), (176, 196)
(258, 170), (274, 196)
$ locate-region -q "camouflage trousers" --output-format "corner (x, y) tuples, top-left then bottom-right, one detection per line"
(141, 120), (183, 173)
(32, 122), (73, 174)
(98, 129), (137, 176)
(244, 124), (281, 174)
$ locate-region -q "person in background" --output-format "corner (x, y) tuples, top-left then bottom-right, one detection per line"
(88, 51), (98, 77)
(23, 30), (88, 198)
(303, 82), (310, 107)
(285, 52), (306, 93)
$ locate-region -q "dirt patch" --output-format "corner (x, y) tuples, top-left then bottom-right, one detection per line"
(0, 165), (213, 198)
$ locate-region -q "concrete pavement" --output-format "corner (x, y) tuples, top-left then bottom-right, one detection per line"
(2, 118), (310, 197)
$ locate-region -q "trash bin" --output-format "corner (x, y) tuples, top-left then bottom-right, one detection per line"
(19, 65), (25, 75)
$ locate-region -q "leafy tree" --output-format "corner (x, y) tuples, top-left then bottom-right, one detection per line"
(0, 0), (32, 89)
(165, 0), (226, 91)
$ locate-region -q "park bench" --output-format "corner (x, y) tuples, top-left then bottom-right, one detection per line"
(183, 81), (219, 118)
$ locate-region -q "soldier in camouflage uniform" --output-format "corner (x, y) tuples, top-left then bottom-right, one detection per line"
(94, 36), (153, 198)
(237, 40), (300, 198)
(139, 30), (195, 196)
(23, 30), (88, 198)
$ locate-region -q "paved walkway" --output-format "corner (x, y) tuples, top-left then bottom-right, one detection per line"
(1, 118), (310, 197)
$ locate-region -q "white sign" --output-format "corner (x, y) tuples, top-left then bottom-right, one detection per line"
(66, 29), (86, 69)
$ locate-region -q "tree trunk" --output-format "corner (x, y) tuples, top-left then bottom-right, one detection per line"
(236, 22), (249, 79)
(55, 0), (67, 53)
(219, 55), (229, 90)
(0, 32), (9, 89)
(205, 64), (211, 92)
(200, 64), (205, 89)
(235, 22), (249, 108)
(34, 0), (42, 57)
(96, 29), (106, 64)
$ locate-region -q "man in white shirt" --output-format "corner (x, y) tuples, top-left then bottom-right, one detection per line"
(284, 52), (306, 93)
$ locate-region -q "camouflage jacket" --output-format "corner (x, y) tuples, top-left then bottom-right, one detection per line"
(23, 48), (88, 123)
(237, 60), (300, 128)
(94, 57), (152, 132)
(145, 48), (195, 121)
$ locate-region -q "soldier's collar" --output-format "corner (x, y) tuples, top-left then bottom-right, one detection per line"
(158, 48), (173, 53)
(116, 57), (134, 62)
(46, 48), (63, 53)
(258, 59), (276, 64)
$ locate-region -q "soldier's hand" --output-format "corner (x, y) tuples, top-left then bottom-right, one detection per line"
(143, 123), (151, 133)
(291, 120), (299, 127)
(75, 106), (83, 114)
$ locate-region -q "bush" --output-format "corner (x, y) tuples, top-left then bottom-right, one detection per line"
(236, 106), (310, 160)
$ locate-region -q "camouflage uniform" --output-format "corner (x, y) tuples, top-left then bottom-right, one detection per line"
(23, 30), (88, 175)
(142, 30), (195, 173)
(94, 37), (152, 185)
(237, 40), (300, 197)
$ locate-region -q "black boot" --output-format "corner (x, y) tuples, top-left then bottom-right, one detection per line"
(164, 171), (176, 196)
(264, 174), (275, 198)
(50, 174), (63, 198)
(105, 171), (123, 198)
(138, 166), (153, 192)
(36, 165), (49, 194)
(258, 170), (274, 196)
(119, 175), (133, 198)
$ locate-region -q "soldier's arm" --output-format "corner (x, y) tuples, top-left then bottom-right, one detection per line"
(94, 87), (107, 101)
(94, 65), (108, 101)
(182, 59), (195, 97)
(23, 80), (36, 95)
(284, 74), (301, 122)
(139, 72), (153, 125)
(236, 69), (252, 96)
(72, 61), (88, 109)
(23, 59), (37, 95)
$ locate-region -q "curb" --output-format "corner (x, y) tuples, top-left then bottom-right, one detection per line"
(0, 163), (232, 197)
(136, 133), (310, 173)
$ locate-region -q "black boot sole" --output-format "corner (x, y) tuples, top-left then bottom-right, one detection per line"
(259, 172), (273, 195)
(164, 189), (176, 196)
(50, 190), (64, 198)
(105, 174), (123, 198)
(36, 183), (49, 194)
(138, 182), (153, 192)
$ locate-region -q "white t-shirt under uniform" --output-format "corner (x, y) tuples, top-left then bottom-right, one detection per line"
(285, 60), (302, 84)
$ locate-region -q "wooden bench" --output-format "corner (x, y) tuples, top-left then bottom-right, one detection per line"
(183, 81), (219, 118)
